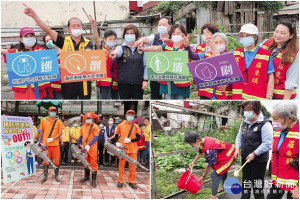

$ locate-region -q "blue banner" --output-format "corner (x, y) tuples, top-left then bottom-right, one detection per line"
(6, 49), (60, 87)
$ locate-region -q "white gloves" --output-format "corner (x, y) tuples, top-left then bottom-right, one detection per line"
(47, 138), (54, 143)
(116, 142), (123, 148)
(85, 145), (90, 152)
(124, 137), (131, 144)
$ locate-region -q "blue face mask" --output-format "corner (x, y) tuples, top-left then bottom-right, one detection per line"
(124, 34), (136, 43)
(50, 112), (56, 117)
(158, 26), (168, 35)
(46, 40), (56, 49)
(126, 116), (134, 122)
(244, 111), (254, 120)
(239, 36), (254, 47)
(106, 41), (116, 49)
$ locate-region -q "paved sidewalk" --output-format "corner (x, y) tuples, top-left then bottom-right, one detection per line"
(1, 169), (150, 199)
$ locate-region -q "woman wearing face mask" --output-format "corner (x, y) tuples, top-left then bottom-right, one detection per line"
(184, 32), (232, 99)
(43, 34), (63, 99)
(262, 21), (299, 100)
(234, 101), (273, 199)
(140, 24), (191, 99)
(195, 23), (219, 53)
(109, 25), (148, 100)
(89, 16), (119, 100)
(267, 102), (299, 199)
(24, 3), (94, 99)
(1, 27), (52, 99)
(230, 24), (275, 100)
(97, 120), (107, 166)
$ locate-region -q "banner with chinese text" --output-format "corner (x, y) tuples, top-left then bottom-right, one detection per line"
(6, 49), (60, 87)
(1, 115), (35, 183)
(59, 50), (107, 83)
(188, 53), (243, 88)
(146, 51), (189, 81)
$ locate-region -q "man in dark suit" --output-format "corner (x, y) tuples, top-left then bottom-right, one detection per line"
(105, 117), (117, 166)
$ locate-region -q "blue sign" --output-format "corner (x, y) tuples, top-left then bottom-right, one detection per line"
(6, 49), (60, 87)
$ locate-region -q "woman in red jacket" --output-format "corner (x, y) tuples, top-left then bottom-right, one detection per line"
(1, 27), (52, 99)
(262, 21), (299, 99)
(137, 123), (146, 163)
(267, 101), (299, 199)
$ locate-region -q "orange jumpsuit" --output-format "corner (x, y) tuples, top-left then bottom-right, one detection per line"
(116, 121), (141, 183)
(80, 123), (99, 171)
(40, 117), (64, 166)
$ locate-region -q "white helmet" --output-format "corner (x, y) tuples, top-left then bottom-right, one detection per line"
(236, 23), (261, 43)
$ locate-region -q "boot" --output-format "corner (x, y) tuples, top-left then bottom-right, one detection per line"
(91, 171), (97, 188)
(55, 167), (60, 182)
(80, 168), (90, 182)
(41, 165), (49, 182)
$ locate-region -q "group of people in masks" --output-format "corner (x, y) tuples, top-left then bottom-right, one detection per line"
(1, 3), (298, 100)
(184, 101), (299, 199)
(37, 108), (145, 190)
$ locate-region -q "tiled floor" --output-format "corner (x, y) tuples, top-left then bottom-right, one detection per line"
(1, 169), (150, 199)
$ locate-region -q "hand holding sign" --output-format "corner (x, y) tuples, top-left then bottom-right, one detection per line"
(23, 3), (36, 18)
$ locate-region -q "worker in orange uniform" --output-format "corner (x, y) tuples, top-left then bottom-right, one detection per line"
(39, 106), (64, 182)
(116, 110), (141, 189)
(77, 113), (99, 188)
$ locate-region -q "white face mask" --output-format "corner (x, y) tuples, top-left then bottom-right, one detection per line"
(23, 37), (36, 47)
(99, 124), (104, 128)
(108, 121), (113, 125)
(216, 44), (226, 53)
(171, 35), (182, 43)
(201, 35), (207, 42)
(272, 121), (287, 131)
(74, 124), (78, 127)
(85, 119), (92, 124)
(71, 29), (83, 37)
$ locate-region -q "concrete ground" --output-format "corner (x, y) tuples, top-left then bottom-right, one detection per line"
(1, 168), (150, 199)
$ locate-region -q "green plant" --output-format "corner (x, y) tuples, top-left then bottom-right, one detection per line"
(153, 169), (183, 198)
(153, 1), (185, 15)
(258, 2), (284, 31)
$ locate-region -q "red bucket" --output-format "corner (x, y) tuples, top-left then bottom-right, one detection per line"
(177, 170), (203, 194)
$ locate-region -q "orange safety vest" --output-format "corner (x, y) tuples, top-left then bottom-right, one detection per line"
(96, 47), (113, 87)
(198, 51), (232, 99)
(158, 43), (190, 87)
(10, 46), (51, 93)
(271, 121), (299, 191)
(262, 38), (298, 99)
(232, 47), (270, 99)
(202, 137), (236, 175)
(195, 43), (206, 53)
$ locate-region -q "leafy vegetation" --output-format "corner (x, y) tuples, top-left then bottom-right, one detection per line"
(153, 169), (183, 198)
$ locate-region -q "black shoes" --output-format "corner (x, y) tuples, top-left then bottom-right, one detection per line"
(80, 168), (90, 182)
(117, 182), (123, 187)
(41, 165), (49, 182)
(129, 183), (137, 190)
(55, 167), (60, 182)
(91, 172), (97, 188)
